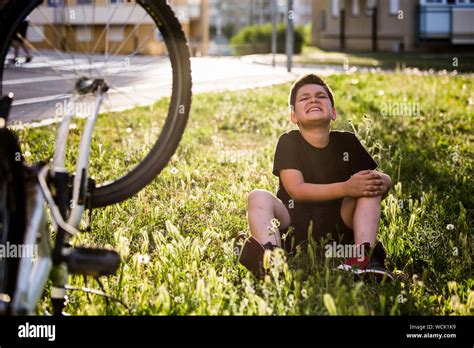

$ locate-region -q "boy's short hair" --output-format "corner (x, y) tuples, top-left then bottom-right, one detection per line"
(289, 74), (335, 111)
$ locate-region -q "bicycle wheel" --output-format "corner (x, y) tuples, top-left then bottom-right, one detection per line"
(0, 0), (192, 208)
(0, 128), (26, 313)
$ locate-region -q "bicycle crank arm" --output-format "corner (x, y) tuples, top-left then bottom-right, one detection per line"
(64, 247), (121, 277)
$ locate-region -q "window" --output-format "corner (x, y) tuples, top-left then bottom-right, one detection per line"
(76, 27), (92, 42)
(331, 0), (339, 17)
(77, 0), (92, 4)
(48, 0), (71, 6)
(108, 26), (124, 41)
(321, 10), (327, 30)
(420, 0), (447, 5)
(108, 0), (123, 4)
(29, 25), (44, 43)
(352, 0), (360, 15)
(366, 0), (376, 15)
(390, 0), (399, 14)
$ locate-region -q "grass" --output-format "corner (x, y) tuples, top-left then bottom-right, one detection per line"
(271, 46), (474, 73)
(15, 70), (473, 315)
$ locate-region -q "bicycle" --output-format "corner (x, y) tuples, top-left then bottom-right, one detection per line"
(0, 0), (192, 315)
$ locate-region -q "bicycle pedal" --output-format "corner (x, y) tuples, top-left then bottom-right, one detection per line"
(65, 247), (121, 277)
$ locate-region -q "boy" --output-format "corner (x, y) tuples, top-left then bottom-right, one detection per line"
(235, 74), (394, 281)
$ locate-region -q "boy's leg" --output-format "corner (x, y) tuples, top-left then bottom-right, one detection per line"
(247, 189), (291, 247)
(340, 196), (381, 247)
(22, 43), (32, 60)
(12, 41), (20, 60)
(339, 196), (393, 281)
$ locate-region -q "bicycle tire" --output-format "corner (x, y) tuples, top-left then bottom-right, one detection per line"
(0, 128), (26, 312)
(0, 0), (192, 208)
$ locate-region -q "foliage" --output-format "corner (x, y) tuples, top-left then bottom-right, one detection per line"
(230, 23), (306, 55)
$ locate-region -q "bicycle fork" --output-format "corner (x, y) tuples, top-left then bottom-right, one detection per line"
(49, 81), (119, 315)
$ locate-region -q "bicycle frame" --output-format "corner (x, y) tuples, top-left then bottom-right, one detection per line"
(55, 91), (105, 228)
(11, 173), (50, 314)
(10, 89), (105, 315)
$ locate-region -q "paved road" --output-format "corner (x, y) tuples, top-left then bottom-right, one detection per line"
(2, 51), (337, 125)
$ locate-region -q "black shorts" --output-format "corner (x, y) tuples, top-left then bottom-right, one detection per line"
(13, 21), (28, 42)
(279, 199), (354, 253)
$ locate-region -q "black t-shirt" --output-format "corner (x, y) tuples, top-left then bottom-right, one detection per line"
(272, 130), (377, 219)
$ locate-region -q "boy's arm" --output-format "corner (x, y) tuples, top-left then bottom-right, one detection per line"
(280, 169), (386, 202)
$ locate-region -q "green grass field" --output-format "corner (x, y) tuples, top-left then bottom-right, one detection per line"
(16, 71), (473, 315)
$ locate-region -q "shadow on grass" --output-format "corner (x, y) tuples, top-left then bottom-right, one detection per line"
(300, 47), (474, 73)
(349, 51), (474, 73)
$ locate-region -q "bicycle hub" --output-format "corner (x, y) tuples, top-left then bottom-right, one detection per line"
(75, 77), (109, 95)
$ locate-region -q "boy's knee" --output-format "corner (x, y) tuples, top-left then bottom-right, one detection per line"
(358, 195), (382, 203)
(248, 189), (273, 209)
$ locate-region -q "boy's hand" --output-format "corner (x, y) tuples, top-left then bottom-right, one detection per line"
(344, 170), (384, 198)
(376, 171), (392, 198)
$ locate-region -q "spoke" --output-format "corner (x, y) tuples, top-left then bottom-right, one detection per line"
(102, 54), (168, 76)
(88, 0), (97, 78)
(89, 3), (122, 59)
(10, 80), (75, 118)
(103, 88), (138, 114)
(81, 2), (88, 55)
(104, 56), (170, 88)
(101, 28), (164, 85)
(101, 1), (140, 64)
(13, 91), (75, 124)
(107, 68), (173, 93)
(35, 5), (82, 77)
(62, 1), (98, 76)
(107, 84), (167, 107)
(3, 66), (76, 81)
(17, 36), (76, 89)
(6, 1), (177, 134)
(77, 0), (93, 76)
(95, 3), (144, 76)
(99, 87), (140, 115)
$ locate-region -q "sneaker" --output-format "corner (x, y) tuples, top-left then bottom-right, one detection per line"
(362, 242), (395, 282)
(336, 242), (370, 275)
(234, 232), (275, 278)
(337, 242), (394, 282)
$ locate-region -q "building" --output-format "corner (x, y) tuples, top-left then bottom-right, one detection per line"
(312, 0), (474, 52)
(26, 0), (209, 56)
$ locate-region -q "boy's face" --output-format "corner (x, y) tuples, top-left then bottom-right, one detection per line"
(291, 84), (336, 128)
